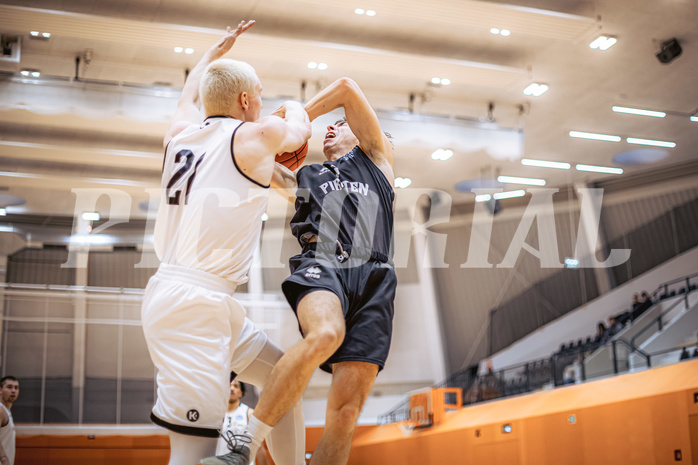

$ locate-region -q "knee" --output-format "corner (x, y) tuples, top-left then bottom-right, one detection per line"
(329, 402), (361, 434)
(306, 325), (344, 356)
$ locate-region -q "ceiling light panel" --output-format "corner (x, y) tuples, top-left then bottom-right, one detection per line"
(626, 138), (676, 148)
(569, 131), (621, 142)
(493, 190), (525, 200)
(521, 159), (570, 169)
(612, 106), (665, 118)
(394, 177), (412, 188)
(589, 35), (617, 50)
(431, 149), (453, 161)
(497, 175), (546, 186)
(575, 164), (623, 174)
(523, 83), (548, 96)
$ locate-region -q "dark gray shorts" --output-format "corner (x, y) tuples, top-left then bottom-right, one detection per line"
(281, 249), (397, 373)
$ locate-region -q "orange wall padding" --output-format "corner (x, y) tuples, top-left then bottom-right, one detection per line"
(348, 360), (698, 465)
(15, 424), (370, 464)
(15, 362), (698, 465)
(16, 434), (169, 465)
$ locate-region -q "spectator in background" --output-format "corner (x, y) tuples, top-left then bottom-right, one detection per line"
(480, 360), (501, 401)
(679, 347), (690, 361)
(632, 291), (653, 320)
(631, 293), (641, 313)
(608, 316), (623, 337)
(216, 379), (269, 465)
(0, 376), (19, 465)
(595, 322), (608, 345)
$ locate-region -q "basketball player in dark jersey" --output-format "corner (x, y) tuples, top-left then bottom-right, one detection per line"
(218, 78), (396, 465)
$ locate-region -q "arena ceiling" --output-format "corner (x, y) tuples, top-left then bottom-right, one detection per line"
(0, 0), (697, 223)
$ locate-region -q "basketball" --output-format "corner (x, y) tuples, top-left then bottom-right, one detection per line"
(276, 141), (308, 171)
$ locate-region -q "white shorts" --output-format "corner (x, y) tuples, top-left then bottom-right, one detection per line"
(142, 263), (267, 437)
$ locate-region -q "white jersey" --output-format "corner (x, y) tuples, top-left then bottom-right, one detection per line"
(154, 117), (269, 285)
(216, 403), (252, 458)
(0, 404), (15, 465)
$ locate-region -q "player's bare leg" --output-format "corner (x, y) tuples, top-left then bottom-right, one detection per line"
(309, 361), (378, 465)
(201, 290), (346, 464)
(253, 290), (345, 426)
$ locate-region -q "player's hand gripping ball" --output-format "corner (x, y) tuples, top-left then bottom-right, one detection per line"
(275, 142), (308, 171)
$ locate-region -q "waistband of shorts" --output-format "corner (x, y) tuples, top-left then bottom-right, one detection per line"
(303, 241), (390, 264)
(155, 263), (237, 295)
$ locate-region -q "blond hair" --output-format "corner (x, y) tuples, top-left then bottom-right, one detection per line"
(200, 59), (259, 117)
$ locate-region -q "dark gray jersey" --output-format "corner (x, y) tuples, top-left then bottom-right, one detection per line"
(290, 146), (394, 263)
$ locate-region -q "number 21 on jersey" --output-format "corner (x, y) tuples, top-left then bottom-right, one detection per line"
(166, 149), (206, 206)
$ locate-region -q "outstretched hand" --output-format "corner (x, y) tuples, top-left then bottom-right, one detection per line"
(212, 20), (255, 58)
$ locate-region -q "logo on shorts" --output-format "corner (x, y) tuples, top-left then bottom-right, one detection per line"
(186, 409), (200, 422)
(305, 266), (321, 279)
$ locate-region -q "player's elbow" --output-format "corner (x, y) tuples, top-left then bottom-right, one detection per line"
(335, 77), (360, 97)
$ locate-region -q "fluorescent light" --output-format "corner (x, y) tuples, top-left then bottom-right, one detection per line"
(691, 116), (698, 122)
(355, 8), (365, 14)
(626, 137), (676, 148)
(366, 10), (376, 16)
(475, 194), (492, 202)
(42, 32), (51, 38)
(612, 106), (666, 118)
(497, 175), (546, 186)
(521, 159), (571, 170)
(440, 78), (451, 86)
(575, 164), (623, 174)
(569, 131), (621, 142)
(81, 212), (100, 221)
(490, 28), (500, 34)
(173, 46), (183, 53)
(431, 149), (453, 161)
(500, 29), (511, 36)
(20, 70), (30, 76)
(589, 35), (617, 50)
(31, 71), (40, 77)
(431, 77), (441, 84)
(69, 234), (115, 245)
(523, 83), (548, 97)
(261, 213), (269, 222)
(395, 177), (412, 189)
(30, 31), (39, 36)
(307, 62), (318, 69)
(317, 63), (328, 71)
(184, 48), (194, 54)
(0, 208), (6, 216)
(494, 190), (526, 200)
(599, 37), (617, 50)
(0, 226), (13, 233)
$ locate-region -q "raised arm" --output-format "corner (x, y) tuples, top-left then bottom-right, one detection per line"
(233, 100), (311, 186)
(163, 20), (255, 148)
(304, 78), (394, 168)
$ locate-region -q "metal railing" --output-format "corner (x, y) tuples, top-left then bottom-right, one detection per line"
(378, 271), (698, 425)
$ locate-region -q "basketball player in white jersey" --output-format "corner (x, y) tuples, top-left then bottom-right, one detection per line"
(0, 376), (19, 465)
(141, 21), (310, 465)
